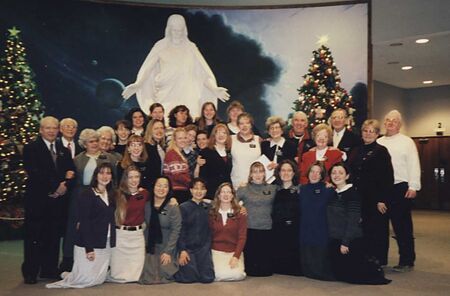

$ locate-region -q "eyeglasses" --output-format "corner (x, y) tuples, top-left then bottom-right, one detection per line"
(362, 129), (377, 134)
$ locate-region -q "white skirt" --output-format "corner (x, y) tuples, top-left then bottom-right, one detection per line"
(212, 249), (246, 282)
(46, 241), (111, 288)
(107, 228), (145, 283)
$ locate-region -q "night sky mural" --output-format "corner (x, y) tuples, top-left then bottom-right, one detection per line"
(0, 0), (368, 131)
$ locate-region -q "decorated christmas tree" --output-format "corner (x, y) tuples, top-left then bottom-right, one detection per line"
(0, 27), (44, 206)
(292, 44), (355, 129)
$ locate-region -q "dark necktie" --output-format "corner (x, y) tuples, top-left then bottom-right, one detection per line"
(50, 143), (57, 166)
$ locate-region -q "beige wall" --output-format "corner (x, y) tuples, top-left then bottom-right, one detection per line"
(404, 85), (450, 137)
(373, 81), (450, 137)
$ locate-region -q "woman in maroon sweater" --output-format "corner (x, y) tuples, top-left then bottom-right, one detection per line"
(209, 182), (247, 281)
(108, 166), (149, 283)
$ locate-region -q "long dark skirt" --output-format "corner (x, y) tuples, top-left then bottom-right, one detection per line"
(362, 206), (390, 266)
(244, 229), (273, 277)
(328, 238), (391, 285)
(174, 243), (214, 283)
(300, 245), (334, 281)
(272, 222), (302, 276)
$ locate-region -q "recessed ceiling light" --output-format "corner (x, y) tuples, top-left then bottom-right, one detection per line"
(415, 38), (429, 44)
(422, 80), (433, 84)
(401, 66), (413, 70)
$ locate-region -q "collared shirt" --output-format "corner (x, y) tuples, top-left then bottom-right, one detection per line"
(218, 207), (233, 226)
(336, 183), (353, 193)
(236, 132), (255, 143)
(270, 137), (286, 149)
(333, 129), (345, 148)
(42, 138), (56, 153)
(61, 137), (75, 159)
(215, 145), (227, 157)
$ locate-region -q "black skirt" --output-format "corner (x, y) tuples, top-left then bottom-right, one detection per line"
(272, 222), (302, 276)
(244, 229), (273, 277)
(328, 238), (391, 285)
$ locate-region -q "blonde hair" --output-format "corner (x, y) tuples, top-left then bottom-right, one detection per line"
(144, 119), (166, 147)
(361, 119), (380, 134)
(312, 123), (332, 142)
(167, 127), (187, 161)
(248, 161), (266, 184)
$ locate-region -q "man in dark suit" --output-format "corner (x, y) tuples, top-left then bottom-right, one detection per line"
(330, 108), (362, 160)
(58, 117), (83, 159)
(285, 111), (315, 163)
(22, 116), (75, 284)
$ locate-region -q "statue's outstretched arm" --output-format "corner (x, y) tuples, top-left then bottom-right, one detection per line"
(122, 46), (160, 100)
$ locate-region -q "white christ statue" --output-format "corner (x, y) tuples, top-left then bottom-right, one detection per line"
(122, 14), (230, 117)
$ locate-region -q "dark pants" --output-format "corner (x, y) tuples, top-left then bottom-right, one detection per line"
(362, 204), (390, 265)
(174, 243), (214, 283)
(60, 187), (86, 272)
(388, 182), (415, 266)
(244, 229), (273, 277)
(22, 203), (64, 279)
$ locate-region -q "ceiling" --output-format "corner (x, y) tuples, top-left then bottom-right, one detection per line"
(110, 0), (450, 89)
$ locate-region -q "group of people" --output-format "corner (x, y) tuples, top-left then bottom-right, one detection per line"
(21, 100), (421, 288)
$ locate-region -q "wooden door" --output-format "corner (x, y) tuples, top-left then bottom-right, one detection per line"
(414, 137), (439, 209)
(437, 137), (450, 210)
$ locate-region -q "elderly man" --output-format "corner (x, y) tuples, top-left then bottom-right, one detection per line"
(22, 116), (75, 284)
(58, 118), (82, 159)
(330, 108), (361, 160)
(377, 110), (421, 272)
(285, 111), (315, 162)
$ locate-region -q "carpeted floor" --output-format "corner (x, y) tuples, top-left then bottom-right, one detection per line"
(1, 210), (449, 296)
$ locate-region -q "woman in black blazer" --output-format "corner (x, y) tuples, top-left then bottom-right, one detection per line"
(143, 119), (166, 187)
(47, 162), (116, 288)
(349, 119), (394, 266)
(199, 123), (233, 198)
(261, 116), (297, 181)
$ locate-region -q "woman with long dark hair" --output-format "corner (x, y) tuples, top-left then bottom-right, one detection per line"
(47, 163), (116, 288)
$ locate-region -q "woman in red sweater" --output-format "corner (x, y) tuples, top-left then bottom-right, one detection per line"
(299, 123), (343, 184)
(163, 127), (191, 203)
(209, 182), (247, 281)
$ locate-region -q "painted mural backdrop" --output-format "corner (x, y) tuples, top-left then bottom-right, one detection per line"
(0, 0), (368, 130)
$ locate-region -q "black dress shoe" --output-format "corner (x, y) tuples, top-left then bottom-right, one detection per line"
(24, 277), (37, 285)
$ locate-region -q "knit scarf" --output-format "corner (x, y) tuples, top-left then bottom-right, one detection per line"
(147, 195), (171, 254)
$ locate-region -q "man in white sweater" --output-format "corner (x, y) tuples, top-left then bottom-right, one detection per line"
(377, 110), (421, 272)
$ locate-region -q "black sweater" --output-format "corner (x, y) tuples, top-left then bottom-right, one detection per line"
(327, 185), (362, 247)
